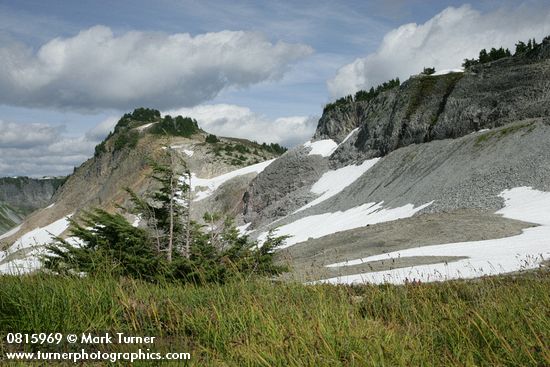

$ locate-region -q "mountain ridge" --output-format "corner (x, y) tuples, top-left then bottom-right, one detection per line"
(2, 37), (550, 282)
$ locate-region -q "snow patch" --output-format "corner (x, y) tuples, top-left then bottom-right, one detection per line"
(136, 122), (154, 131)
(339, 128), (359, 146)
(7, 215), (73, 253)
(131, 215), (142, 227)
(237, 223), (252, 235)
(0, 256), (43, 274)
(321, 187), (550, 285)
(304, 139), (338, 157)
(432, 68), (464, 76)
(0, 214), (74, 275)
(190, 159), (275, 201)
(169, 145), (194, 157)
(260, 201), (432, 249)
(45, 203), (55, 209)
(294, 158), (380, 213)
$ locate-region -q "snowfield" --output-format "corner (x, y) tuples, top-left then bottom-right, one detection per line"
(294, 158), (380, 213)
(7, 215), (72, 253)
(260, 201), (432, 248)
(190, 159), (276, 201)
(303, 130), (359, 158)
(432, 68), (464, 75)
(304, 139), (338, 157)
(320, 187), (550, 285)
(135, 122), (154, 131)
(340, 128), (359, 145)
(0, 214), (73, 275)
(169, 144), (194, 156)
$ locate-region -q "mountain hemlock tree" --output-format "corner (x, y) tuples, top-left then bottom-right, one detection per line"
(125, 146), (191, 262)
(422, 67), (436, 75)
(43, 147), (287, 282)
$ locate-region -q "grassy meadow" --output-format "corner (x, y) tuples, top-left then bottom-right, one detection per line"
(0, 269), (548, 366)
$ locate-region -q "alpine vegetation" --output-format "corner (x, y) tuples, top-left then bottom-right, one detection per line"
(44, 148), (286, 283)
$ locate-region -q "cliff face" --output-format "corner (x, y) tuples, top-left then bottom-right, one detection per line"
(0, 177), (64, 234)
(314, 37), (550, 163)
(243, 37), (550, 228)
(0, 114), (282, 252)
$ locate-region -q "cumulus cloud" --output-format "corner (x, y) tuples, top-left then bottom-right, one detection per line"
(0, 117), (116, 177)
(328, 4), (550, 97)
(0, 104), (317, 177)
(85, 116), (118, 141)
(0, 121), (63, 149)
(0, 26), (313, 110)
(165, 104), (318, 147)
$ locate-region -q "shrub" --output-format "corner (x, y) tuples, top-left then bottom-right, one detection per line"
(150, 115), (199, 137)
(422, 67), (436, 75)
(206, 134), (219, 143)
(461, 38), (542, 69)
(234, 144), (250, 154)
(324, 78), (400, 113)
(113, 130), (139, 151)
(44, 157), (287, 284)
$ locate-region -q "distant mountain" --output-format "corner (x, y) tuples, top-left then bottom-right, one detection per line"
(0, 111), (283, 272)
(0, 177), (65, 234)
(2, 37), (550, 282)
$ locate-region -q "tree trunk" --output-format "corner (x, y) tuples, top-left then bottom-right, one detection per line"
(167, 153), (175, 263)
(185, 171), (191, 259)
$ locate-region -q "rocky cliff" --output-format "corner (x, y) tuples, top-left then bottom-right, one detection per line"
(0, 177), (64, 234)
(3, 38), (550, 283)
(315, 36), (550, 163)
(0, 113), (282, 264)
(242, 36), (550, 227)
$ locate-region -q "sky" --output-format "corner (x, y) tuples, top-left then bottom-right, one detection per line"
(1, 0), (550, 177)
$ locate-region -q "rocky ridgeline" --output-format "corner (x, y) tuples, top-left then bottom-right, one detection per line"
(0, 112), (285, 248)
(316, 36), (550, 163)
(242, 37), (550, 228)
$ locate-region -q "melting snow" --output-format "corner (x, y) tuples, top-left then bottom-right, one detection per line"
(237, 223), (252, 235)
(432, 68), (464, 76)
(0, 255), (43, 274)
(339, 128), (359, 146)
(260, 201), (432, 249)
(136, 122), (154, 131)
(294, 158), (380, 213)
(169, 145), (194, 157)
(320, 187), (550, 285)
(131, 215), (142, 227)
(7, 215), (73, 253)
(304, 139), (338, 157)
(190, 159), (275, 201)
(0, 214), (74, 275)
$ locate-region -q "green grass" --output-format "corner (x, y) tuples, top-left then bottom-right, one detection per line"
(475, 121), (535, 146)
(0, 270), (549, 366)
(406, 72), (464, 121)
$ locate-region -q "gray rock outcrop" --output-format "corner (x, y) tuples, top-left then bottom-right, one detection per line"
(242, 37), (550, 229)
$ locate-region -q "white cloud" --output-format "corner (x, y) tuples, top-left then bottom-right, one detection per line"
(0, 120), (62, 148)
(0, 118), (114, 177)
(84, 116), (118, 141)
(328, 4), (550, 98)
(0, 26), (313, 110)
(165, 104), (317, 147)
(0, 104), (316, 177)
